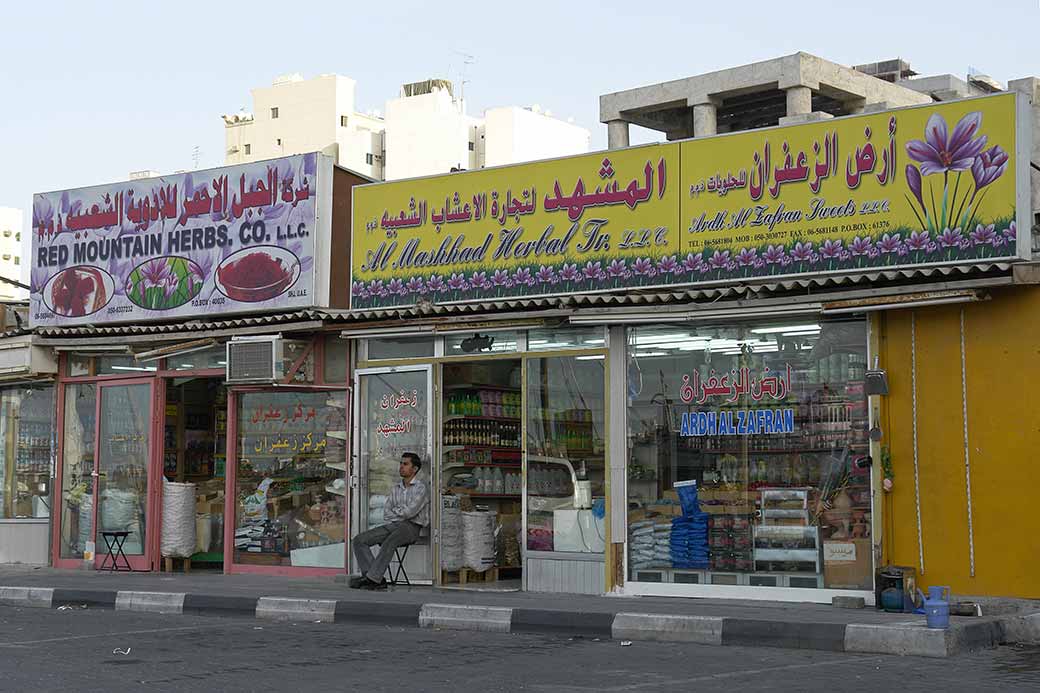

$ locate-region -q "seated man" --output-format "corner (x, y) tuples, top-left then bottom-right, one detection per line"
(351, 452), (428, 590)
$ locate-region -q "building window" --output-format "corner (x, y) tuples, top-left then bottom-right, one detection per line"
(271, 107), (279, 119)
(0, 385), (54, 520)
(2, 231), (10, 238)
(365, 153), (374, 165)
(340, 115), (348, 127)
(13, 257), (19, 266)
(14, 232), (19, 242)
(468, 141), (475, 151)
(276, 138), (282, 146)
(244, 144), (251, 155)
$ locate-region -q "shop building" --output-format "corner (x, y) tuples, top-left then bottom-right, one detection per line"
(347, 87), (1038, 601)
(30, 153), (367, 575)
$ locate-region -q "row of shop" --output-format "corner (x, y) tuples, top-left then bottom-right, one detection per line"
(11, 90), (1037, 600)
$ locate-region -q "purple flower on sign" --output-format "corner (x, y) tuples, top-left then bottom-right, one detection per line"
(427, 274), (446, 293)
(387, 278), (406, 296)
(124, 276), (135, 296)
(868, 248), (880, 259)
(161, 273), (179, 300)
(789, 241), (813, 262)
(682, 253), (704, 273)
(753, 257), (765, 269)
(959, 238), (972, 250)
(906, 111), (986, 176)
(470, 271), (490, 290)
(583, 261), (605, 281)
(970, 224), (997, 246)
(535, 265), (557, 284)
(780, 256), (793, 267)
(367, 279), (385, 297)
(905, 165), (924, 208)
(763, 245), (786, 265)
(1004, 221), (1017, 239)
(877, 233), (902, 254)
(406, 276), (426, 294)
(657, 255), (679, 275)
(559, 263), (580, 282)
(849, 236), (873, 256)
(491, 269), (512, 287)
(726, 261), (737, 271)
(907, 230), (929, 250)
(897, 245), (909, 257)
(971, 145), (1008, 190)
(447, 273), (469, 291)
(606, 259), (628, 278)
(513, 267), (534, 286)
(139, 258), (171, 288)
(819, 239), (843, 259)
(359, 286), (370, 299)
(735, 248), (757, 267)
(632, 258), (656, 277)
(708, 250), (731, 270)
(927, 241), (938, 253)
(30, 264), (51, 295)
(937, 227), (963, 248)
(351, 280), (365, 297)
(991, 235), (1006, 248)
(839, 250), (851, 261)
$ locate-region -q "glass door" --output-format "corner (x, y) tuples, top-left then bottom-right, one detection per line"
(93, 380), (156, 570)
(353, 366), (432, 580)
(525, 354), (608, 557)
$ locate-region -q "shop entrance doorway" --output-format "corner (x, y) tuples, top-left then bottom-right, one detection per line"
(440, 359), (524, 589)
(162, 376), (227, 570)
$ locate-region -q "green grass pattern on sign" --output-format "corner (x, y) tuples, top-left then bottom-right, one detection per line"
(126, 257), (203, 311)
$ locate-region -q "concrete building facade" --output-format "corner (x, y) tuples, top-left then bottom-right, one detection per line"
(0, 208), (25, 300)
(223, 74), (590, 182)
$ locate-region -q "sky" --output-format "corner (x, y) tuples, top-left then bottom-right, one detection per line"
(2, 0), (1039, 282)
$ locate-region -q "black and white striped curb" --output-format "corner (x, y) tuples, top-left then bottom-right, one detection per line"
(2, 586), (1036, 658)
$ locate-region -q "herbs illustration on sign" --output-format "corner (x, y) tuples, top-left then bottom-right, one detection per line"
(126, 256), (204, 310)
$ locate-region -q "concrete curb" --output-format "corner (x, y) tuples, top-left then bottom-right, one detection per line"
(1, 584), (1035, 657)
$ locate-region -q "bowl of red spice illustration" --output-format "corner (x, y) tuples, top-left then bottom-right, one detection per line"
(43, 265), (114, 317)
(215, 246), (300, 302)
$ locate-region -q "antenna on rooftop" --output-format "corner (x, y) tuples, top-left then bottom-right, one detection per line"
(192, 145), (202, 170)
(454, 51), (476, 102)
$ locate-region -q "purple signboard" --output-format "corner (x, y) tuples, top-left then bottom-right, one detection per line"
(31, 153), (331, 327)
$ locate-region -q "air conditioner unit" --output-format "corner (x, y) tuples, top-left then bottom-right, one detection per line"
(226, 336), (286, 383)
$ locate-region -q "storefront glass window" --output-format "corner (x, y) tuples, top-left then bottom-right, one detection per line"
(626, 320), (871, 591)
(234, 391), (347, 568)
(445, 331), (519, 355)
(96, 383), (151, 555)
(323, 335), (349, 383)
(97, 356), (156, 375)
(168, 346), (226, 371)
(59, 383), (96, 558)
(366, 337), (434, 360)
(0, 385), (54, 519)
(527, 327), (605, 351)
(526, 354), (606, 553)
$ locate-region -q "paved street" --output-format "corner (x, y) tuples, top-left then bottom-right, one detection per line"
(0, 605), (1037, 692)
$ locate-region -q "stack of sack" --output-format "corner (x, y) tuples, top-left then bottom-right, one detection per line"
(440, 496), (463, 571)
(461, 510), (495, 572)
(653, 521), (672, 566)
(670, 480), (709, 569)
(629, 520), (655, 570)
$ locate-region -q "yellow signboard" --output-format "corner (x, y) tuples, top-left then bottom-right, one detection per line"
(351, 94), (1025, 309)
(351, 144), (680, 306)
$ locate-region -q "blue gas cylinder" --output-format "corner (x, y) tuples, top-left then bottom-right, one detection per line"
(923, 586), (951, 629)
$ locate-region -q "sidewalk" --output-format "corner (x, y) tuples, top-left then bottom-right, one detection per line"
(0, 567), (1036, 658)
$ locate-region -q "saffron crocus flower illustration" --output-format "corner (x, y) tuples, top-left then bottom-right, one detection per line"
(907, 230), (929, 250)
(161, 273), (180, 301)
(558, 263), (580, 282)
(535, 265), (557, 284)
(735, 248), (757, 267)
(387, 278), (406, 295)
(1003, 221), (1017, 239)
(631, 258), (656, 277)
(426, 275), (446, 293)
(970, 224), (997, 246)
(351, 280), (365, 297)
(762, 245), (785, 265)
(877, 233), (902, 254)
(905, 165), (924, 207)
(470, 271), (490, 290)
(491, 269), (512, 287)
(367, 279), (385, 297)
(753, 257), (766, 270)
(30, 264), (51, 295)
(789, 242), (813, 262)
(657, 255), (679, 275)
(606, 259), (628, 278)
(447, 273), (469, 291)
(820, 239), (843, 259)
(682, 253), (704, 273)
(708, 250), (731, 270)
(937, 227), (963, 248)
(582, 261), (605, 281)
(971, 145), (1008, 190)
(513, 267), (534, 286)
(139, 258), (171, 288)
(906, 111), (986, 176)
(839, 250), (851, 261)
(849, 236), (873, 256)
(406, 276), (426, 294)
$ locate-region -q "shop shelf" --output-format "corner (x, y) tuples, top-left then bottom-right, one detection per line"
(442, 445), (521, 455)
(443, 461), (522, 469)
(445, 383), (520, 392)
(442, 415), (520, 423)
(325, 397), (348, 409)
(325, 461), (347, 472)
(324, 483), (347, 497)
(448, 489), (521, 498)
(326, 430), (347, 440)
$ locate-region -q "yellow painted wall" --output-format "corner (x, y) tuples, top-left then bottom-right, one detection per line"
(879, 286), (1040, 598)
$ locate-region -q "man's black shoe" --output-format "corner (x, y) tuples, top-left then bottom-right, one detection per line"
(359, 577), (387, 591)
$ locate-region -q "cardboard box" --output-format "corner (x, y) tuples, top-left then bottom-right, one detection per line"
(823, 538), (872, 590)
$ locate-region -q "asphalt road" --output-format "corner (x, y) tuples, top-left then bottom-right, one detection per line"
(1, 605), (1038, 692)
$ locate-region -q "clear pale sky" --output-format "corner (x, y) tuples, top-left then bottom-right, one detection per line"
(3, 0), (1038, 279)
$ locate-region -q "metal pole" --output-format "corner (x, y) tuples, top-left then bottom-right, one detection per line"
(911, 312), (924, 575)
(959, 308), (976, 577)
